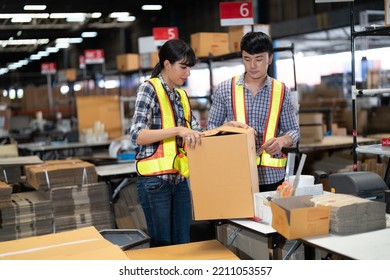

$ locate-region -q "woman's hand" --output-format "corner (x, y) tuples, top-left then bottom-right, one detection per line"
(177, 127), (204, 149)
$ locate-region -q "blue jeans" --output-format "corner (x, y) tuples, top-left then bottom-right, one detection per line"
(137, 176), (192, 247)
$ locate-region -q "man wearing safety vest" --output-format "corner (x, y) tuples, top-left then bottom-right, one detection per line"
(129, 39), (203, 247)
(207, 32), (300, 192)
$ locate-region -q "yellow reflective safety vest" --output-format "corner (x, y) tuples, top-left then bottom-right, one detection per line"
(231, 75), (287, 168)
(136, 77), (192, 178)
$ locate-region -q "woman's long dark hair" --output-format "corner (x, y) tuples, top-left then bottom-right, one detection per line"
(151, 39), (196, 78)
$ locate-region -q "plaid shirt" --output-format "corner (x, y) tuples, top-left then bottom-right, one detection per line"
(207, 74), (300, 185)
(129, 74), (202, 184)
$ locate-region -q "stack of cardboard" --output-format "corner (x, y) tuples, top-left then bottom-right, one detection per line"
(25, 159), (98, 191)
(0, 181), (12, 202)
(0, 191), (53, 242)
(0, 166), (21, 183)
(49, 182), (113, 233)
(311, 193), (386, 234)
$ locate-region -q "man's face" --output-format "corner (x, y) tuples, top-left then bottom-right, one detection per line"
(242, 50), (273, 80)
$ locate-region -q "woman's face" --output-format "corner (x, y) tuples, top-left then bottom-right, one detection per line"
(164, 58), (191, 87)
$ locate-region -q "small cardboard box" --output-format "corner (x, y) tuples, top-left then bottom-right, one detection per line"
(190, 32), (229, 58)
(228, 24), (271, 53)
(270, 195), (330, 240)
(57, 68), (77, 82)
(187, 126), (259, 220)
(139, 52), (159, 69)
(116, 53), (140, 72)
(126, 239), (239, 260)
(299, 112), (324, 143)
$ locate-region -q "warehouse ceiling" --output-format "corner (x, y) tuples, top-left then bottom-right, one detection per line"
(0, 0), (167, 70)
(1, 0), (390, 79)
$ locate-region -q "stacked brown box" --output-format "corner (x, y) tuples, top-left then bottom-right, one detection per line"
(299, 112), (324, 143)
(0, 191), (53, 242)
(50, 182), (113, 233)
(139, 52), (159, 69)
(25, 159), (98, 191)
(311, 193), (386, 234)
(116, 53), (140, 72)
(0, 181), (12, 202)
(190, 32), (229, 58)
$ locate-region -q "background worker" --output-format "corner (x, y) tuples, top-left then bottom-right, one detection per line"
(129, 39), (203, 247)
(207, 32), (300, 192)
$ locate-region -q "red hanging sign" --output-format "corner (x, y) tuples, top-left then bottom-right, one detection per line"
(41, 62), (56, 74)
(84, 49), (105, 64)
(219, 1), (254, 26)
(153, 27), (179, 46)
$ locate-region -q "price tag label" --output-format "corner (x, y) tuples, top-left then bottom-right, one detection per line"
(153, 27), (179, 47)
(219, 1), (254, 26)
(84, 49), (105, 64)
(41, 62), (56, 74)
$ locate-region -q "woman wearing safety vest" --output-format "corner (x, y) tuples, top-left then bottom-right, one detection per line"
(129, 39), (203, 247)
(207, 32), (300, 192)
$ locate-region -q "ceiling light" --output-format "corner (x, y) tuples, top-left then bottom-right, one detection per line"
(24, 5), (47, 11)
(3, 89), (8, 96)
(142, 5), (163, 11)
(0, 39), (49, 46)
(11, 15), (32, 23)
(46, 47), (59, 53)
(66, 13), (86, 22)
(91, 13), (102, 18)
(30, 54), (41, 60)
(81, 31), (98, 38)
(109, 12), (129, 18)
(55, 42), (70, 49)
(117, 16), (136, 22)
(38, 51), (49, 57)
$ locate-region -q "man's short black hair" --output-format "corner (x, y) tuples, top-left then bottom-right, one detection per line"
(240, 32), (274, 55)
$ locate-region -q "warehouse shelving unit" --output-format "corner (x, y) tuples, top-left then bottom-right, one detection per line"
(349, 2), (390, 186)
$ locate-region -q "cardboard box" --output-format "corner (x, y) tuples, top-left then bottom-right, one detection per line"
(57, 68), (77, 82)
(0, 226), (128, 260)
(270, 195), (330, 240)
(139, 51), (159, 69)
(299, 112), (324, 143)
(0, 144), (18, 158)
(25, 159), (98, 190)
(187, 126), (259, 220)
(125, 239), (239, 260)
(116, 53), (140, 72)
(190, 32), (229, 58)
(228, 24), (271, 53)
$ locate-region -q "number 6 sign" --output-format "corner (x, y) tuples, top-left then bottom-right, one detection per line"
(219, 1), (254, 26)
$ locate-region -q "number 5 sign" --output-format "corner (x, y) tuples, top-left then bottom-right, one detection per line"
(219, 1), (254, 26)
(153, 27), (179, 47)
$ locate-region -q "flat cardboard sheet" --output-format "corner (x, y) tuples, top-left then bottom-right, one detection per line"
(0, 226), (128, 260)
(126, 240), (239, 260)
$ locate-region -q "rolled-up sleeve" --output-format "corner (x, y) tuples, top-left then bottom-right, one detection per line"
(128, 83), (155, 147)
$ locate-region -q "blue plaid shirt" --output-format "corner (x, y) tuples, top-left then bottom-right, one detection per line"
(207, 74), (300, 185)
(129, 74), (202, 184)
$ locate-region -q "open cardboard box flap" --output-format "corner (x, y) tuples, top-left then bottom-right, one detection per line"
(203, 125), (255, 137)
